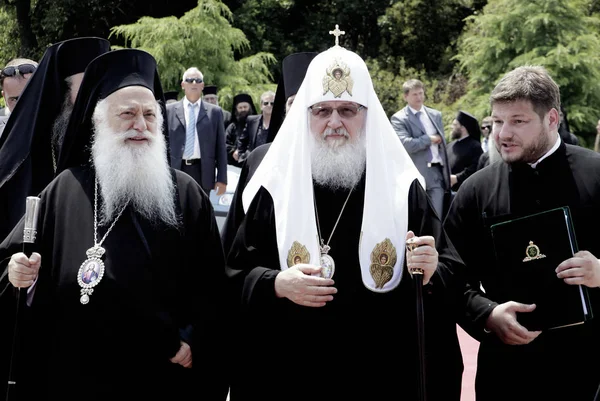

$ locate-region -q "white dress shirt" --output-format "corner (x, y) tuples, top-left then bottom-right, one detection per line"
(409, 106), (443, 164)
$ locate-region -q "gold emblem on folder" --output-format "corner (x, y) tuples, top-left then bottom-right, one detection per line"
(523, 241), (546, 262)
(370, 238), (397, 289)
(323, 58), (353, 98)
(287, 241), (310, 267)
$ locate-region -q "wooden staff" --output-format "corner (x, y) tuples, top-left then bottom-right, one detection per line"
(406, 237), (426, 401)
(6, 196), (41, 401)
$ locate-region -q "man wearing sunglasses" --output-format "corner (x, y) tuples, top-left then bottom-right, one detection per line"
(0, 58), (38, 116)
(235, 90), (275, 162)
(167, 67), (227, 196)
(480, 115), (493, 152)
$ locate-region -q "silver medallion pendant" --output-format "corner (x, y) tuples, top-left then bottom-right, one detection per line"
(76, 246), (106, 305)
(319, 244), (335, 279)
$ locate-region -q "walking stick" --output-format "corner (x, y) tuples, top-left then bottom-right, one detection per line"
(6, 196), (41, 401)
(406, 238), (426, 401)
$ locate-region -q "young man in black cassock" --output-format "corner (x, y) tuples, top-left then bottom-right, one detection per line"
(444, 66), (600, 400)
(225, 36), (465, 401)
(0, 49), (229, 401)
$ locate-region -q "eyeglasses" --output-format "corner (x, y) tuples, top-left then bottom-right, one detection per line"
(262, 101), (274, 106)
(1, 63), (37, 78)
(481, 125), (492, 130)
(184, 77), (203, 84)
(309, 104), (365, 119)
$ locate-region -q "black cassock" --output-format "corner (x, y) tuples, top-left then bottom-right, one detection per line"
(445, 142), (600, 401)
(0, 167), (229, 401)
(447, 136), (483, 191)
(225, 173), (465, 401)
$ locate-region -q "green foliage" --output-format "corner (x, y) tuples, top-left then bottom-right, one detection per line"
(455, 0), (600, 144)
(0, 6), (20, 66)
(378, 0), (480, 75)
(110, 0), (276, 111)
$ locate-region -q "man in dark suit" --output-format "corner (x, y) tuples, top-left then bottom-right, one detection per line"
(391, 79), (451, 219)
(167, 67), (227, 195)
(203, 85), (231, 130)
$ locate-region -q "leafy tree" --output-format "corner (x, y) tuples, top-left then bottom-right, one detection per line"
(455, 0), (600, 143)
(0, 6), (19, 66)
(110, 0), (276, 111)
(227, 0), (392, 81)
(378, 0), (482, 76)
(0, 0), (198, 60)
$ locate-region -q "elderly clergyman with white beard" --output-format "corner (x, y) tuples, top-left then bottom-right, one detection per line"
(0, 49), (229, 401)
(225, 30), (466, 401)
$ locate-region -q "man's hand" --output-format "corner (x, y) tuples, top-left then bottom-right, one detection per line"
(405, 231), (438, 285)
(485, 302), (542, 345)
(556, 251), (600, 288)
(214, 182), (226, 196)
(169, 341), (192, 368)
(8, 252), (41, 288)
(274, 264), (337, 307)
(429, 134), (442, 145)
(233, 150), (240, 161)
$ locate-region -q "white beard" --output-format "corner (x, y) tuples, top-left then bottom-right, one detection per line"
(91, 100), (178, 227)
(310, 127), (366, 190)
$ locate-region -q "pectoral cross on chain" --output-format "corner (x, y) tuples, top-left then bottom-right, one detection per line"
(329, 24), (345, 46)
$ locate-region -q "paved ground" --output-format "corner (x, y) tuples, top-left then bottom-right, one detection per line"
(458, 325), (479, 401)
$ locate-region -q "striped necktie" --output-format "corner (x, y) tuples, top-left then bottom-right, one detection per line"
(184, 103), (197, 159)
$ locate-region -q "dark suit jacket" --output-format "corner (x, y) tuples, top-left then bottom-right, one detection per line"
(167, 99), (227, 190)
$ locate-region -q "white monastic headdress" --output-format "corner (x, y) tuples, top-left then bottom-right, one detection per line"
(242, 38), (424, 292)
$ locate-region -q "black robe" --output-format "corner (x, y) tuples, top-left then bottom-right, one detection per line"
(0, 167), (229, 401)
(447, 136), (483, 191)
(225, 174), (465, 401)
(220, 143), (271, 255)
(444, 142), (600, 400)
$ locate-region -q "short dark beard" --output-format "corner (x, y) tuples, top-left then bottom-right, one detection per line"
(52, 93), (74, 154)
(451, 128), (462, 140)
(236, 110), (249, 123)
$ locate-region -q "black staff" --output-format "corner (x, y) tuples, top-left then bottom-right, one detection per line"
(6, 196), (41, 401)
(406, 237), (426, 401)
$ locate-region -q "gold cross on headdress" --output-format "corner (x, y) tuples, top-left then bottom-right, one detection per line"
(329, 24), (345, 46)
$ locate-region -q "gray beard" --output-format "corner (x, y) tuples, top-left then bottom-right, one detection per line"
(310, 128), (366, 190)
(91, 103), (178, 228)
(51, 95), (74, 154)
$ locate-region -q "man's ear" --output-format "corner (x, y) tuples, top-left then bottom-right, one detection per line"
(547, 108), (560, 129)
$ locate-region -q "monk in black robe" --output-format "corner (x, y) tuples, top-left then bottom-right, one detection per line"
(225, 41), (465, 401)
(444, 66), (600, 400)
(0, 49), (228, 401)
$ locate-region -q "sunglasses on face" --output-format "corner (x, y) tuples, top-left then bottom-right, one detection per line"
(262, 101), (274, 106)
(481, 125), (492, 130)
(1, 63), (37, 78)
(309, 104), (364, 119)
(184, 77), (203, 84)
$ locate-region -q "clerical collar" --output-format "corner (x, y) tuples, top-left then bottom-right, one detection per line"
(529, 131), (561, 169)
(408, 106), (423, 115)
